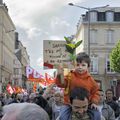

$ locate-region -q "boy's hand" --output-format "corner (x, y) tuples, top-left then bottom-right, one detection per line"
(54, 65), (64, 84)
(54, 65), (64, 75)
(57, 65), (64, 75)
(90, 103), (98, 110)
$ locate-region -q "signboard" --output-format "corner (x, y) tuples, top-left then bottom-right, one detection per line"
(43, 40), (73, 69)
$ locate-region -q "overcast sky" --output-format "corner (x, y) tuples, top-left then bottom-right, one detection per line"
(4, 0), (120, 74)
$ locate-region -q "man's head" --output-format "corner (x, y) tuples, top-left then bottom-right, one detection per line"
(29, 93), (36, 103)
(105, 89), (114, 101)
(2, 103), (49, 120)
(70, 87), (89, 117)
(76, 52), (90, 73)
(99, 89), (106, 104)
(54, 91), (63, 103)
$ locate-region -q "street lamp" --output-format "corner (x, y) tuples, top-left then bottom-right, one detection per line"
(68, 3), (109, 56)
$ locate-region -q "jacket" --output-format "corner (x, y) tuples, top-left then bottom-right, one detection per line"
(56, 71), (100, 105)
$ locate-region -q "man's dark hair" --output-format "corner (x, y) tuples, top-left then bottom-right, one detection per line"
(70, 87), (89, 104)
(76, 52), (91, 67)
(105, 89), (114, 95)
(33, 95), (52, 119)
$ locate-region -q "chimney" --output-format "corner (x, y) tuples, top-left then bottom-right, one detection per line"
(15, 32), (19, 49)
(3, 3), (8, 11)
(15, 32), (19, 41)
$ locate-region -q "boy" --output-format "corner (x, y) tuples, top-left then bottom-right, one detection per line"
(55, 52), (100, 120)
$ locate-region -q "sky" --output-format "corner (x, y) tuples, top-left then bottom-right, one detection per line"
(3, 0), (120, 75)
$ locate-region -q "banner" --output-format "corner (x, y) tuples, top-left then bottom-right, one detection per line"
(26, 66), (45, 82)
(45, 73), (55, 84)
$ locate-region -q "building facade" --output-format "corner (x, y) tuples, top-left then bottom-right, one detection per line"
(0, 3), (15, 93)
(76, 7), (120, 97)
(13, 55), (22, 87)
(15, 32), (30, 89)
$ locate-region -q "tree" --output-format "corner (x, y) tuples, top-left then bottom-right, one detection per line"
(110, 40), (120, 73)
(64, 36), (82, 66)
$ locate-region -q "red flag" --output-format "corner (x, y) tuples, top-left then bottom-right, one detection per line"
(33, 83), (37, 92)
(6, 84), (14, 94)
(45, 73), (55, 84)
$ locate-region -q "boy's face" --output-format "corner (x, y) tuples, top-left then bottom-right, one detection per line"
(75, 61), (88, 73)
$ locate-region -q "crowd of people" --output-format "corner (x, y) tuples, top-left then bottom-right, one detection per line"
(0, 52), (120, 120)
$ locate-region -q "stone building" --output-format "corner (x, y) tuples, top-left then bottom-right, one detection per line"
(76, 7), (120, 97)
(0, 2), (15, 92)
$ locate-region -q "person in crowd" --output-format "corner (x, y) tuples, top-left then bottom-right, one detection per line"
(42, 83), (64, 120)
(8, 93), (19, 104)
(38, 86), (44, 95)
(52, 91), (64, 120)
(33, 94), (52, 119)
(2, 103), (49, 120)
(105, 89), (120, 118)
(43, 84), (55, 98)
(3, 94), (12, 105)
(23, 93), (29, 102)
(98, 89), (115, 120)
(43, 83), (56, 108)
(29, 92), (36, 103)
(17, 94), (24, 103)
(56, 52), (100, 120)
(69, 87), (101, 120)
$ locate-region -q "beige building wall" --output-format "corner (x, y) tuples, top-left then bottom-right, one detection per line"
(76, 7), (120, 94)
(13, 55), (22, 87)
(18, 41), (30, 88)
(0, 5), (15, 93)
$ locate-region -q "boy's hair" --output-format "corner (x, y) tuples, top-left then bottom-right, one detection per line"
(70, 87), (89, 104)
(76, 52), (91, 67)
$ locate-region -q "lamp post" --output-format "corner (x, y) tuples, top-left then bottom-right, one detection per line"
(68, 3), (109, 56)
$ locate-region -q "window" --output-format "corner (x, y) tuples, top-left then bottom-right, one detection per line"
(90, 11), (97, 22)
(90, 56), (98, 74)
(107, 30), (114, 43)
(106, 11), (114, 22)
(114, 12), (120, 21)
(14, 68), (20, 75)
(106, 58), (114, 73)
(90, 29), (97, 44)
(98, 12), (106, 21)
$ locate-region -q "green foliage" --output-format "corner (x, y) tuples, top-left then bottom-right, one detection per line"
(110, 40), (120, 73)
(64, 36), (82, 65)
(69, 53), (77, 61)
(65, 44), (75, 54)
(64, 36), (71, 44)
(75, 40), (83, 48)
